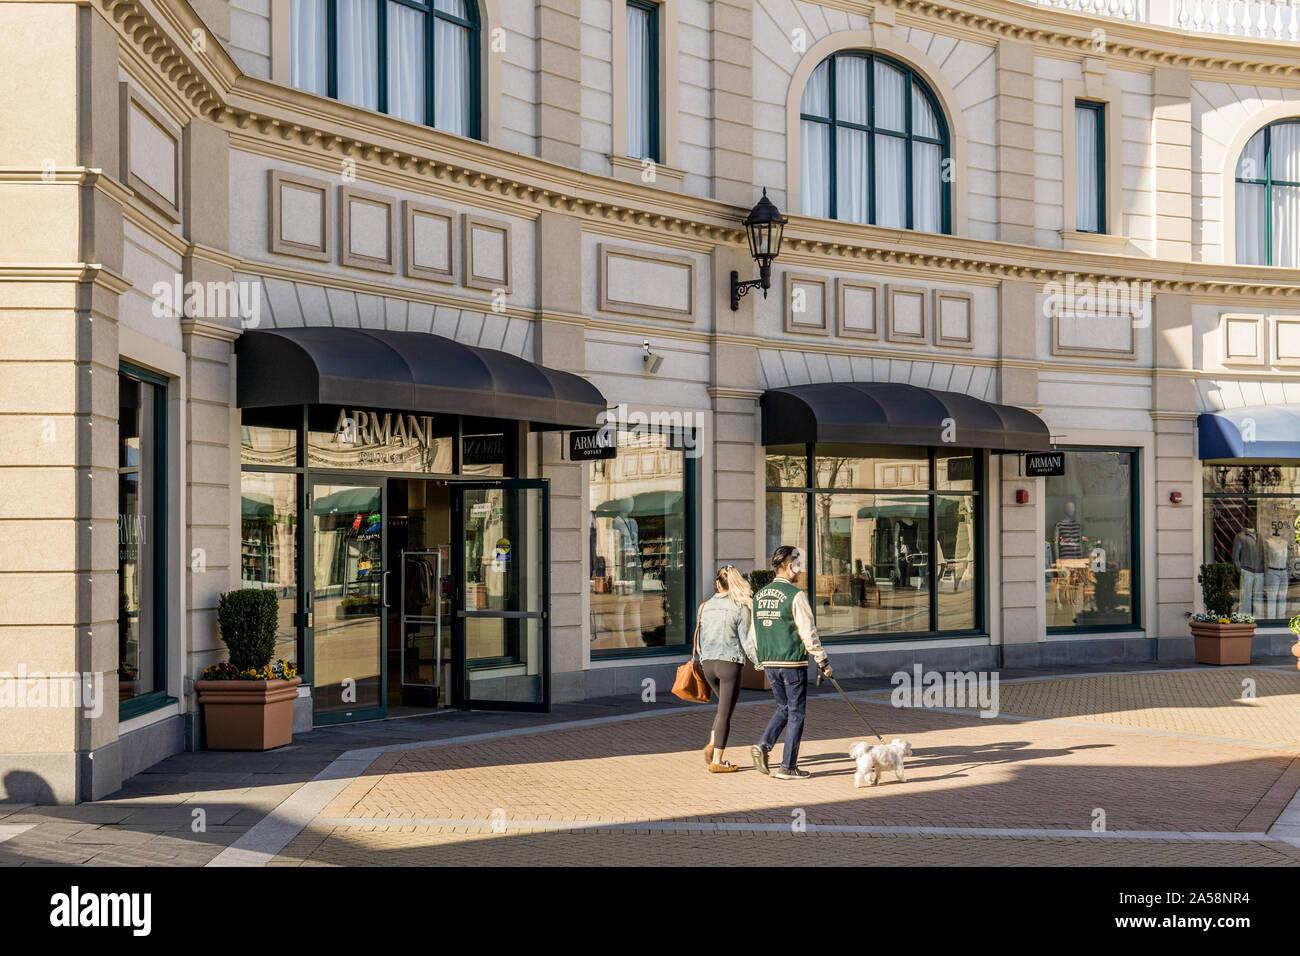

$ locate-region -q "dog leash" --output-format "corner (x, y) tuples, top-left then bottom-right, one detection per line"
(816, 664), (885, 744)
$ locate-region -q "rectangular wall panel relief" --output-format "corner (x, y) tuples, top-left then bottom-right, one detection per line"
(1051, 308), (1136, 359)
(1220, 313), (1266, 366)
(339, 187), (397, 273)
(120, 84), (182, 222)
(403, 201), (457, 282)
(885, 285), (929, 344)
(268, 170), (332, 261)
(934, 290), (975, 349)
(597, 244), (695, 322)
(783, 273), (830, 335)
(1273, 316), (1300, 368)
(837, 279), (880, 340)
(463, 214), (513, 293)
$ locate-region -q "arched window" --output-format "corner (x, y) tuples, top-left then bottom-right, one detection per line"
(291, 0), (479, 139)
(799, 52), (950, 233)
(1236, 120), (1300, 266)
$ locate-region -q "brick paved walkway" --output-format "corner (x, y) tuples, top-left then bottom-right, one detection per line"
(3, 663), (1299, 866)
(267, 666), (1300, 866)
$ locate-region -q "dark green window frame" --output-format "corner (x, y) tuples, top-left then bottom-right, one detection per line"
(1044, 446), (1141, 635)
(319, 0), (481, 137)
(766, 445), (985, 642)
(626, 0), (660, 163)
(1235, 119), (1300, 266)
(799, 51), (952, 233)
(118, 363), (173, 721)
(588, 428), (697, 660)
(1075, 99), (1106, 234)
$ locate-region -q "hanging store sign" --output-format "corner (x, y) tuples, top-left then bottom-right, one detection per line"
(1024, 452), (1065, 477)
(568, 429), (617, 461)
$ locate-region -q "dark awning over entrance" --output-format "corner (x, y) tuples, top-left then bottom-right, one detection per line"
(1198, 404), (1300, 459)
(236, 328), (606, 430)
(761, 382), (1051, 452)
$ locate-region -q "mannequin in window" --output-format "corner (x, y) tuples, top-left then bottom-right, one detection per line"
(1054, 501), (1083, 560)
(1232, 526), (1264, 617)
(1263, 525), (1290, 620)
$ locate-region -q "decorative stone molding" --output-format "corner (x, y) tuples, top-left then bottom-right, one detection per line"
(783, 273), (831, 335)
(597, 243), (695, 322)
(120, 82), (182, 222)
(403, 201), (458, 283)
(268, 170), (332, 262)
(934, 289), (976, 349)
(836, 278), (880, 340)
(339, 187), (398, 274)
(885, 285), (929, 344)
(462, 214), (513, 293)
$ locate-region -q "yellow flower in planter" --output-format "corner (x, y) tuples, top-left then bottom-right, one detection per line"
(1218, 617), (1230, 624)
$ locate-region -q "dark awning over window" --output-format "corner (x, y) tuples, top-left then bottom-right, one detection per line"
(1198, 404), (1300, 459)
(761, 382), (1051, 452)
(236, 328), (606, 430)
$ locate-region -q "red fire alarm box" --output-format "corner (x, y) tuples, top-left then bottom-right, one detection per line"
(1015, 489), (1029, 504)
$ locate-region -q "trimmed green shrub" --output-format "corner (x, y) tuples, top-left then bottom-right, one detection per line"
(216, 589), (279, 671)
(746, 569), (776, 592)
(1197, 563), (1237, 618)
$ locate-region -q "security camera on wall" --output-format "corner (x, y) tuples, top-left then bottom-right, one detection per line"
(642, 340), (663, 374)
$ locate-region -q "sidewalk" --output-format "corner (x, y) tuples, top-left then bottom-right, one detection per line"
(2, 659), (1299, 866)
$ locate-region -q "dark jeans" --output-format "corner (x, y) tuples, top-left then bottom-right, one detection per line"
(759, 666), (808, 770)
(701, 659), (743, 751)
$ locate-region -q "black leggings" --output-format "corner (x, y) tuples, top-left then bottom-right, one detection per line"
(701, 660), (743, 751)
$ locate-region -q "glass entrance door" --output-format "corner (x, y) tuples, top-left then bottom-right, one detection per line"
(310, 479), (386, 722)
(454, 480), (550, 711)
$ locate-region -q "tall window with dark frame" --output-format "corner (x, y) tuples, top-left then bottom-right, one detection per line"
(291, 0), (480, 138)
(626, 0), (659, 162)
(1235, 118), (1300, 267)
(1074, 100), (1106, 234)
(799, 52), (951, 233)
(118, 367), (169, 716)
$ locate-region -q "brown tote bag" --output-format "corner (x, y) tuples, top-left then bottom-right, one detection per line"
(671, 609), (712, 703)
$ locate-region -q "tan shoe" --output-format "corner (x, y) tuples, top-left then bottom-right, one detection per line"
(708, 761), (740, 773)
(703, 745), (714, 765)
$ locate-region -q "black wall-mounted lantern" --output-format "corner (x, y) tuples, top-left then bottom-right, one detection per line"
(730, 188), (787, 311)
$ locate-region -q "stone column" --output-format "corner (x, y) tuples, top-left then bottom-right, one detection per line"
(997, 279), (1045, 661)
(536, 0), (583, 167)
(1152, 67), (1192, 261)
(534, 211), (589, 700)
(711, 0), (754, 205)
(709, 245), (762, 573)
(0, 2), (123, 802)
(995, 39), (1036, 246)
(1151, 293), (1197, 659)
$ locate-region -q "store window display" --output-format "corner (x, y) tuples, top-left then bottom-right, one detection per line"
(1204, 465), (1300, 623)
(1043, 449), (1139, 630)
(589, 429), (694, 653)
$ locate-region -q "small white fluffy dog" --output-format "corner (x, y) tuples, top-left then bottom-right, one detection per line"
(848, 739), (913, 787)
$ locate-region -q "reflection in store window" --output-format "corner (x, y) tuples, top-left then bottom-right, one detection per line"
(589, 430), (691, 652)
(1043, 449), (1137, 630)
(240, 471), (299, 663)
(1204, 464), (1300, 622)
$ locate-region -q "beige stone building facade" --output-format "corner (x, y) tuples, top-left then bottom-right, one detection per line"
(3, 0), (1300, 802)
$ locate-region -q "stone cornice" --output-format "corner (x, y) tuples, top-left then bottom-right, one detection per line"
(179, 317), (241, 342)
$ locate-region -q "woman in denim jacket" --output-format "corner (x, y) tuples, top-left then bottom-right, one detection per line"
(697, 565), (760, 773)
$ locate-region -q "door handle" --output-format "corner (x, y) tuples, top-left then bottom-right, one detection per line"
(383, 571), (391, 608)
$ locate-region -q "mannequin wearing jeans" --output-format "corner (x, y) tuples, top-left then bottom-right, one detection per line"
(1233, 528), (1264, 617)
(1263, 532), (1289, 620)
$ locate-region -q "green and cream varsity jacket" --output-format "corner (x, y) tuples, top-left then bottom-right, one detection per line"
(750, 577), (829, 669)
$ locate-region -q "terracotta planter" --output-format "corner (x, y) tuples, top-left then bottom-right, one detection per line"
(1189, 622), (1255, 666)
(1291, 639), (1300, 671)
(196, 676), (302, 750)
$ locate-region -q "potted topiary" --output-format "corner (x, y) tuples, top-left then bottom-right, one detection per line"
(195, 589), (301, 750)
(1190, 563), (1255, 666)
(1289, 615), (1300, 671)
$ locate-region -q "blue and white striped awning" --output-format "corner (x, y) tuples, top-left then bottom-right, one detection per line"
(1197, 403), (1300, 459)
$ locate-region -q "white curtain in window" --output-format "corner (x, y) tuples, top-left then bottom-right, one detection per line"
(434, 17), (471, 135)
(911, 85), (940, 140)
(835, 56), (868, 125)
(1271, 123), (1300, 267)
(1236, 182), (1267, 265)
(338, 0), (379, 110)
(388, 2), (426, 124)
(913, 141), (942, 233)
(801, 60), (829, 117)
(874, 61), (906, 132)
(801, 120), (830, 218)
(626, 5), (653, 158)
(874, 135), (905, 227)
(435, 0), (468, 15)
(837, 128), (869, 223)
(1237, 129), (1266, 181)
(291, 0), (328, 95)
(1075, 105), (1101, 233)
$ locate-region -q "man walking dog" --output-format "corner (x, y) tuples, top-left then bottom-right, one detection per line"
(750, 545), (832, 780)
